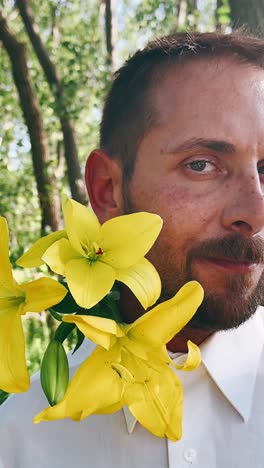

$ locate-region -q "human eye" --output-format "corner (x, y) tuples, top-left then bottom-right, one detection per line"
(184, 159), (218, 173)
(258, 163), (264, 176)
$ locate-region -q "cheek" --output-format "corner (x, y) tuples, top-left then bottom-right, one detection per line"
(130, 173), (224, 245)
(149, 183), (219, 237)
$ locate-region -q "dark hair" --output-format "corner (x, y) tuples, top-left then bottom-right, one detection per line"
(100, 30), (264, 180)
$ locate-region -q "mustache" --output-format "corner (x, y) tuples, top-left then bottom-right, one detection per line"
(187, 234), (264, 265)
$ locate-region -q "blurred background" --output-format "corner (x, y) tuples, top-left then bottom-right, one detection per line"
(0, 0), (262, 378)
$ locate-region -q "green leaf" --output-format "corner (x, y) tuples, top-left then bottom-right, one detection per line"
(0, 389), (9, 405)
(51, 287), (83, 314)
(49, 308), (63, 322)
(72, 328), (85, 354)
(54, 321), (76, 343)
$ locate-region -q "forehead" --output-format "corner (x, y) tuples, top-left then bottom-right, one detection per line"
(151, 57), (264, 149)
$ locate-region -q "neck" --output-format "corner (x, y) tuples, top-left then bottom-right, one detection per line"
(119, 285), (213, 353)
(166, 326), (213, 353)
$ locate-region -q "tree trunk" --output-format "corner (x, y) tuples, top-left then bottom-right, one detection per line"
(229, 0), (264, 34)
(16, 0), (87, 205)
(176, 0), (198, 30)
(178, 0), (187, 29)
(105, 0), (117, 73)
(0, 12), (60, 234)
(187, 0), (197, 12)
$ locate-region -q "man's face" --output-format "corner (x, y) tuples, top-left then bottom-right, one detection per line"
(124, 57), (264, 331)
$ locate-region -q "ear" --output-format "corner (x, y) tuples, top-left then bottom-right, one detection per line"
(85, 150), (124, 223)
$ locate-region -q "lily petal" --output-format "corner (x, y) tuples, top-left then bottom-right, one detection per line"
(0, 306), (30, 393)
(123, 351), (183, 441)
(34, 345), (123, 423)
(65, 259), (116, 309)
(62, 196), (101, 256)
(128, 281), (204, 347)
(63, 315), (124, 350)
(163, 375), (183, 442)
(22, 277), (67, 313)
(42, 238), (78, 276)
(172, 340), (201, 371)
(0, 217), (15, 290)
(16, 230), (67, 267)
(101, 213), (163, 269)
(0, 285), (23, 298)
(116, 258), (161, 310)
(121, 336), (149, 361)
(95, 401), (123, 415)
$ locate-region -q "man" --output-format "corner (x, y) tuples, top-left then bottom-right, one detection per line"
(1, 30), (264, 467)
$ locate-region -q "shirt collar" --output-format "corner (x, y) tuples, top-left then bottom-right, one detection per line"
(123, 306), (264, 433)
(201, 306), (264, 422)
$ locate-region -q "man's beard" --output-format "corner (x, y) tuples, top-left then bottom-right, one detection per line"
(123, 191), (264, 331)
(185, 234), (264, 330)
(188, 270), (264, 331)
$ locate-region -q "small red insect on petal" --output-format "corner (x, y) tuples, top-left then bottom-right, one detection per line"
(96, 248), (104, 256)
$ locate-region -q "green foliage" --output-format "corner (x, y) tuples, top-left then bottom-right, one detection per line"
(0, 157), (41, 262)
(23, 314), (51, 376)
(217, 0), (231, 27)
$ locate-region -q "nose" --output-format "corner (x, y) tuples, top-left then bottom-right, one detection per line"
(222, 174), (264, 237)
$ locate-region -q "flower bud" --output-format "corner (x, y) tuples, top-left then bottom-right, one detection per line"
(40, 340), (69, 406)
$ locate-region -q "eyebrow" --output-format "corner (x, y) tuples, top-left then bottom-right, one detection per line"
(165, 137), (236, 155)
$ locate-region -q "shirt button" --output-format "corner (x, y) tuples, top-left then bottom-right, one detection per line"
(183, 448), (197, 464)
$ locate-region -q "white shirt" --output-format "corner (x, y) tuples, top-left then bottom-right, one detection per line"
(0, 307), (264, 468)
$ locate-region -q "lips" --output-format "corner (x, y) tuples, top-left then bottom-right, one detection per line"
(203, 256), (257, 273)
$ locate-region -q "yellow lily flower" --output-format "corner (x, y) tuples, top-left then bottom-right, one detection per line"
(17, 196), (162, 310)
(0, 217), (67, 394)
(17, 229), (67, 268)
(34, 281), (204, 441)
